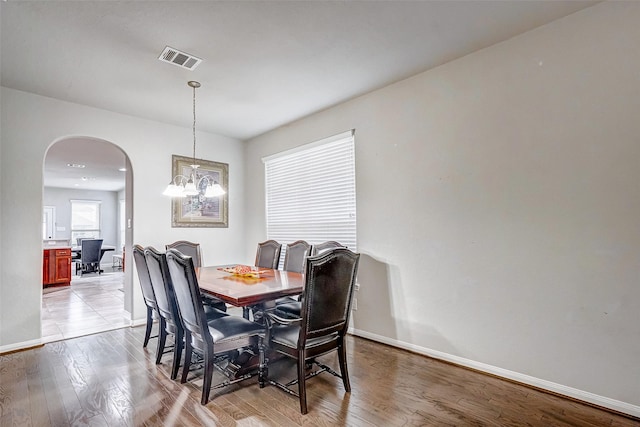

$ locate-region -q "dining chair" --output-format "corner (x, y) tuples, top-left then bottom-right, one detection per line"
(165, 248), (266, 404)
(132, 244), (159, 348)
(282, 240), (312, 274)
(166, 240), (227, 312)
(244, 239), (284, 319)
(79, 239), (103, 275)
(264, 248), (360, 414)
(310, 240), (345, 256)
(165, 240), (202, 267)
(145, 246), (228, 380)
(274, 240), (312, 309)
(254, 240), (282, 269)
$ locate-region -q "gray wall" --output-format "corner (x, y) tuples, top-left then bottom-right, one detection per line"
(244, 2), (640, 416)
(43, 187), (119, 264)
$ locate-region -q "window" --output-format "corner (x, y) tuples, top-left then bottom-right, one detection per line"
(264, 130), (356, 266)
(71, 200), (101, 243)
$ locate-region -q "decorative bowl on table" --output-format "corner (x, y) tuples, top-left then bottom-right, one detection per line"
(218, 265), (268, 278)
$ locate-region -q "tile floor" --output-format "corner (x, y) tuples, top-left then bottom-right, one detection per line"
(41, 269), (130, 343)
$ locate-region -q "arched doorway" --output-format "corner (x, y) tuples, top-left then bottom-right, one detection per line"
(42, 136), (134, 342)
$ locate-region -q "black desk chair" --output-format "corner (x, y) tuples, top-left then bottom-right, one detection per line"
(264, 248), (360, 414)
(79, 239), (103, 276)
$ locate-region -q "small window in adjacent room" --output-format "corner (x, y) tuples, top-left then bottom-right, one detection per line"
(263, 130), (356, 266)
(70, 200), (101, 243)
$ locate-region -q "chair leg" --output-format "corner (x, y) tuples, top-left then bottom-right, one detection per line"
(143, 306), (153, 348)
(155, 319), (167, 365)
(258, 336), (267, 388)
(298, 353), (308, 414)
(181, 333), (192, 384)
(171, 328), (184, 381)
(338, 340), (351, 392)
(201, 347), (214, 405)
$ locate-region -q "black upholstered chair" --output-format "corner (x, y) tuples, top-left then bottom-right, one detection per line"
(80, 239), (103, 275)
(243, 239), (283, 319)
(274, 241), (344, 319)
(165, 248), (266, 405)
(311, 240), (344, 256)
(265, 248), (360, 414)
(283, 240), (312, 273)
(132, 244), (158, 348)
(274, 240), (312, 308)
(255, 240), (282, 269)
(166, 240), (227, 313)
(166, 240), (202, 267)
(145, 246), (228, 380)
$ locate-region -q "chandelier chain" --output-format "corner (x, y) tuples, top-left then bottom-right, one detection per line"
(192, 83), (197, 165)
(163, 80), (225, 198)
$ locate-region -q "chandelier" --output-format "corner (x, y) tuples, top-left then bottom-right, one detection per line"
(163, 81), (226, 198)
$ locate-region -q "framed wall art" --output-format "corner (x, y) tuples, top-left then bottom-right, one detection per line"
(170, 155), (229, 228)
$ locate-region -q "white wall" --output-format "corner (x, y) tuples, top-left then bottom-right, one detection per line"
(0, 88), (245, 348)
(117, 189), (125, 252)
(244, 2), (640, 415)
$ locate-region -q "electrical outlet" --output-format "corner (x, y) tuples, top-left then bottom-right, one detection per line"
(355, 282), (360, 291)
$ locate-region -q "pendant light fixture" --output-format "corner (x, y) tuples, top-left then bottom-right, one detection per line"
(163, 81), (226, 198)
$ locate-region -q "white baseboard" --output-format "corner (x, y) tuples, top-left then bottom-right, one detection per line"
(0, 338), (43, 355)
(2, 320), (145, 355)
(348, 327), (640, 418)
(130, 318), (147, 327)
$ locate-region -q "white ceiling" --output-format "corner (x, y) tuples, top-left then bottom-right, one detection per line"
(1, 0), (598, 191)
(44, 138), (127, 192)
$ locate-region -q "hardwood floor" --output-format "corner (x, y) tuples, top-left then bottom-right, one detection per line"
(1, 326), (637, 426)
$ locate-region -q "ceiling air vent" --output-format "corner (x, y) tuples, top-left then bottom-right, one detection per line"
(158, 46), (202, 71)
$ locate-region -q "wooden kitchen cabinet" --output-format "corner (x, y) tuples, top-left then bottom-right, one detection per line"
(43, 248), (72, 287)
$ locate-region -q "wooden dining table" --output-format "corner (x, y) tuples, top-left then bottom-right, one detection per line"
(196, 265), (304, 379)
(197, 265), (304, 308)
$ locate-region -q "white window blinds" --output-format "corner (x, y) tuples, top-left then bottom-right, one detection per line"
(263, 130), (357, 258)
(70, 200), (102, 243)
